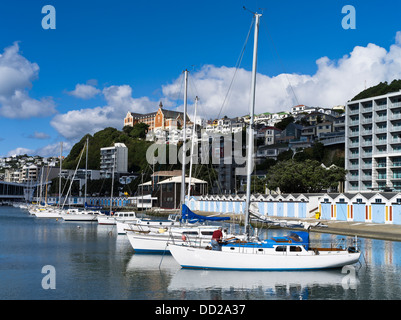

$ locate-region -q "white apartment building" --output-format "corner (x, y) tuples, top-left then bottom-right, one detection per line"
(100, 143), (128, 178)
(345, 91), (401, 192)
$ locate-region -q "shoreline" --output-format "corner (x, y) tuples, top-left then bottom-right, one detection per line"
(257, 216), (401, 242)
(145, 210), (401, 242)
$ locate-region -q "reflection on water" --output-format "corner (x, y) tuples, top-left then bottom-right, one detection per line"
(1, 207), (401, 300)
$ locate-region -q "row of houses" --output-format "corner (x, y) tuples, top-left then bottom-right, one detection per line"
(186, 192), (401, 225)
(41, 189), (401, 226)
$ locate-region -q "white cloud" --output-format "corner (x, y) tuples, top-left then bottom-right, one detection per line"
(51, 31), (401, 141)
(67, 83), (101, 99)
(162, 33), (401, 119)
(35, 141), (73, 157)
(0, 42), (56, 118)
(7, 142), (73, 158)
(7, 147), (34, 157)
(28, 131), (50, 140)
(51, 84), (158, 140)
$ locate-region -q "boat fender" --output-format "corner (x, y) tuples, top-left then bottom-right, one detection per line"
(182, 235), (187, 241)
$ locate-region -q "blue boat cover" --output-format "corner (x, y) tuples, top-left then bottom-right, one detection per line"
(289, 231), (310, 250)
(181, 204), (230, 223)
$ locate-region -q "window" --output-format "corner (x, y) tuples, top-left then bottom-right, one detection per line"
(275, 246), (287, 252)
(375, 199), (382, 203)
(290, 246), (302, 252)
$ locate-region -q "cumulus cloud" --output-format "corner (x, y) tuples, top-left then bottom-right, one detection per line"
(51, 84), (158, 139)
(67, 83), (101, 99)
(7, 141), (73, 158)
(7, 147), (34, 157)
(51, 31), (401, 140)
(0, 42), (56, 118)
(162, 33), (401, 119)
(35, 141), (73, 157)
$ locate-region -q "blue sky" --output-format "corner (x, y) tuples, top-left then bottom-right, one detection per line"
(1, 0), (401, 157)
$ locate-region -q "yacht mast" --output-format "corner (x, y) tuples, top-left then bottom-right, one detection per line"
(180, 69), (189, 208)
(59, 142), (63, 208)
(244, 12), (261, 237)
(85, 137), (88, 208)
(187, 96), (198, 199)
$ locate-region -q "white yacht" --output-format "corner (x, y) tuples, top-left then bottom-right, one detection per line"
(60, 208), (101, 221)
(97, 211), (138, 225)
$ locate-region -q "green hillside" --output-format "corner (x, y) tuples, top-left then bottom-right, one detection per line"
(62, 125), (153, 174)
(351, 79), (401, 101)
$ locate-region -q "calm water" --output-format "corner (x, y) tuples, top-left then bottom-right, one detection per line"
(1, 206), (401, 300)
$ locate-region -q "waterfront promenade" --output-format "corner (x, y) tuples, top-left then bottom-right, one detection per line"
(256, 216), (401, 242)
(306, 218), (401, 242)
(148, 209), (401, 242)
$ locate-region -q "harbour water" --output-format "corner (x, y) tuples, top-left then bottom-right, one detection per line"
(1, 206), (401, 300)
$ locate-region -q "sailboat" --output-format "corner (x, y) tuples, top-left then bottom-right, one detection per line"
(168, 12), (361, 270)
(124, 71), (229, 253)
(33, 144), (64, 218)
(60, 138), (103, 222)
(125, 204), (230, 253)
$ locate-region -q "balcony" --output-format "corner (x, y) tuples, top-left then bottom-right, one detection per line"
(375, 138), (387, 145)
(376, 127), (388, 133)
(361, 118), (372, 124)
(390, 113), (401, 120)
(391, 102), (401, 108)
(375, 104), (388, 111)
(348, 130), (360, 137)
(349, 108), (360, 115)
(348, 153), (360, 159)
(361, 140), (372, 146)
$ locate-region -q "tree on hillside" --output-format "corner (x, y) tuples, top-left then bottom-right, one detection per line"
(352, 79), (401, 101)
(274, 116), (294, 131)
(62, 126), (153, 174)
(265, 159), (346, 193)
(123, 123), (149, 139)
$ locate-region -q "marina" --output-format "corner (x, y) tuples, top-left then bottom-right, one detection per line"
(1, 206), (401, 300)
(2, 1), (401, 305)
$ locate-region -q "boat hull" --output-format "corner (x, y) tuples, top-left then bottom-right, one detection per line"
(168, 245), (361, 271)
(97, 216), (117, 225)
(97, 212), (138, 225)
(34, 211), (62, 218)
(61, 214), (98, 221)
(116, 220), (178, 234)
(126, 232), (214, 254)
(126, 226), (219, 254)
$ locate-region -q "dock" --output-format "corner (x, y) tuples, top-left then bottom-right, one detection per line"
(259, 216), (401, 242)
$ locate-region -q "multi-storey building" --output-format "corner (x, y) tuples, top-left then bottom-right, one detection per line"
(345, 91), (401, 192)
(100, 143), (128, 179)
(123, 101), (189, 132)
